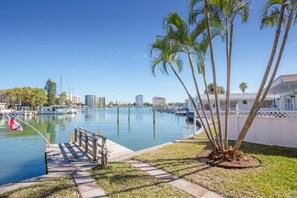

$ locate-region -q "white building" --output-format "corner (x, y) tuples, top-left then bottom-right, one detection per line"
(186, 93), (279, 111)
(268, 74), (297, 111)
(85, 95), (97, 107)
(135, 95), (143, 106)
(97, 97), (106, 107)
(0, 102), (5, 110)
(186, 74), (297, 112)
(152, 97), (166, 107)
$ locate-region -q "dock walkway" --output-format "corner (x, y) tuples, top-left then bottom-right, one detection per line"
(46, 140), (133, 198)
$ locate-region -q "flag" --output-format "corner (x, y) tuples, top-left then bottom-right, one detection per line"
(7, 115), (23, 131)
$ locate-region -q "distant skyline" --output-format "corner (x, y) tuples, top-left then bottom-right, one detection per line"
(0, 0), (296, 103)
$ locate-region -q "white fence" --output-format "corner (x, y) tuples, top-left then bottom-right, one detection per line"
(220, 111), (297, 148)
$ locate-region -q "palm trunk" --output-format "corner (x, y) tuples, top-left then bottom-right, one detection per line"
(204, 1), (224, 151)
(201, 68), (221, 150)
(235, 12), (293, 150)
(232, 2), (288, 153)
(224, 21), (234, 149)
(168, 62), (217, 151)
(187, 53), (219, 151)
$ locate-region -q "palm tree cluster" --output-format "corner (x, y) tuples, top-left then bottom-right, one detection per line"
(150, 0), (297, 160)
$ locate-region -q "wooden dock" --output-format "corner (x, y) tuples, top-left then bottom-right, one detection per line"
(46, 128), (134, 174)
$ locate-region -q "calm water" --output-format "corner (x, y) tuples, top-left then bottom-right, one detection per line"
(0, 107), (191, 185)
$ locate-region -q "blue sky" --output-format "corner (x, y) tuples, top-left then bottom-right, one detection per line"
(0, 0), (296, 103)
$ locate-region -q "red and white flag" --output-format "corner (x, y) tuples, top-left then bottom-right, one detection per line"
(7, 115), (23, 131)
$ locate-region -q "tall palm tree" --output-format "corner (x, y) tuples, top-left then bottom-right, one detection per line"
(232, 0), (296, 153)
(150, 36), (217, 150)
(163, 12), (221, 151)
(189, 0), (226, 151)
(239, 82), (248, 93)
(214, 0), (250, 149)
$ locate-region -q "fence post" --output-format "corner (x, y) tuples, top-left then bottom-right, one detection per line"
(79, 130), (82, 147)
(85, 135), (89, 153)
(92, 137), (97, 161)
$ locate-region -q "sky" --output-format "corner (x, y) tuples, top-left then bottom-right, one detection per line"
(0, 0), (296, 104)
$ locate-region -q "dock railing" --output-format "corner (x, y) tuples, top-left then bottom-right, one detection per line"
(73, 127), (108, 166)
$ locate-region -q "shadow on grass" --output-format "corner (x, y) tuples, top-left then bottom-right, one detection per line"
(0, 177), (77, 198)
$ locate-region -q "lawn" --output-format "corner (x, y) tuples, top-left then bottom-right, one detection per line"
(0, 175), (80, 198)
(91, 161), (192, 198)
(133, 134), (297, 198)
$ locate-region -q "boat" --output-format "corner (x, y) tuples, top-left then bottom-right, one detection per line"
(37, 105), (68, 115)
(175, 108), (188, 116)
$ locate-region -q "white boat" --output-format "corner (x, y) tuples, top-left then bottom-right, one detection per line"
(38, 105), (68, 115)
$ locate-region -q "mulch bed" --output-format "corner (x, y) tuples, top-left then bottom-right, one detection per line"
(197, 150), (262, 169)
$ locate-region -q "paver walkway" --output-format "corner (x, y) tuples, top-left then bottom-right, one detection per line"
(128, 160), (223, 198)
(46, 143), (108, 198)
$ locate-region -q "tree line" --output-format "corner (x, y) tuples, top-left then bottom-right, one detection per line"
(0, 79), (73, 107)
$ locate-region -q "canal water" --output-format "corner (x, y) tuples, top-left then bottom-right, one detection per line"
(0, 107), (192, 185)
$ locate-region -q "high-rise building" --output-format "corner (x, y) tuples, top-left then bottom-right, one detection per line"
(135, 95), (143, 106)
(85, 95), (97, 107)
(152, 97), (166, 107)
(97, 97), (106, 107)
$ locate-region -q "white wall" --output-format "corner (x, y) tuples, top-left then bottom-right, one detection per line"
(222, 115), (297, 148)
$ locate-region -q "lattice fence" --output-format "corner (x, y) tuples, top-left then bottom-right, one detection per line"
(197, 110), (297, 119)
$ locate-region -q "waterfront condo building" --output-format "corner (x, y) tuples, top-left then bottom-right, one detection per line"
(85, 95), (97, 107)
(152, 97), (166, 107)
(135, 95), (143, 106)
(97, 97), (106, 107)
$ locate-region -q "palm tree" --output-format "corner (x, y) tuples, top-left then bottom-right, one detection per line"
(189, 0), (226, 151)
(205, 83), (226, 94)
(239, 82), (248, 93)
(213, 0), (250, 149)
(163, 12), (220, 151)
(150, 36), (217, 150)
(232, 0), (297, 153)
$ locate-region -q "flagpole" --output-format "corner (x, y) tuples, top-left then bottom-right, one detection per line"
(6, 114), (50, 146)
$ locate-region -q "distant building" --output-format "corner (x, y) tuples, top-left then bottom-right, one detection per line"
(0, 102), (5, 110)
(135, 95), (143, 106)
(60, 92), (81, 104)
(85, 95), (97, 107)
(152, 97), (166, 107)
(72, 95), (81, 104)
(97, 97), (106, 107)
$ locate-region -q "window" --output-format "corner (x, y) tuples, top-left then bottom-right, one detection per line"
(243, 100), (247, 104)
(261, 100), (273, 108)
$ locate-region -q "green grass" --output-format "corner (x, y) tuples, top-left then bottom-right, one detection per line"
(133, 134), (297, 198)
(0, 175), (80, 198)
(91, 162), (192, 198)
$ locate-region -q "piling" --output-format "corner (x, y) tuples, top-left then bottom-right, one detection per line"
(117, 107), (119, 123)
(153, 108), (156, 124)
(128, 107), (130, 121)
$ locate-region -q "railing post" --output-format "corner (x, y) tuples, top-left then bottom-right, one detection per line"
(79, 130), (82, 147)
(85, 134), (89, 153)
(74, 128), (77, 142)
(101, 138), (107, 166)
(92, 137), (97, 161)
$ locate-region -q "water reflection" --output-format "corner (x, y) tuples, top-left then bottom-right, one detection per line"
(0, 108), (192, 186)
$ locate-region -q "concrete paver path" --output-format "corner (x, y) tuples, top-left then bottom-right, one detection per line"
(128, 160), (223, 198)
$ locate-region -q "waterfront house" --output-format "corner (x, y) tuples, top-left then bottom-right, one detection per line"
(186, 93), (279, 112)
(186, 74), (297, 112)
(268, 74), (297, 111)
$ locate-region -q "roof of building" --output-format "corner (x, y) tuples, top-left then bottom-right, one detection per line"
(268, 74), (297, 94)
